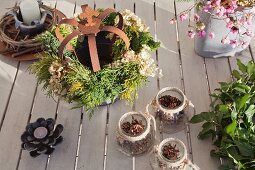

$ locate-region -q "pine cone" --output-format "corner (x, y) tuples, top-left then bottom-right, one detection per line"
(21, 118), (64, 157)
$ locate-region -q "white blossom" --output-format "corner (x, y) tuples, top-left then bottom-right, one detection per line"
(122, 49), (159, 77)
(120, 9), (149, 32)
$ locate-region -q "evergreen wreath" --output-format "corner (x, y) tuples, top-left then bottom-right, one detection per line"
(30, 5), (160, 117)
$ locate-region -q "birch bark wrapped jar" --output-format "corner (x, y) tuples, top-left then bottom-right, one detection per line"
(147, 87), (194, 134)
(116, 111), (156, 156)
(150, 138), (199, 170)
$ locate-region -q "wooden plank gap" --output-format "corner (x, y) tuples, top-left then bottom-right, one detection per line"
(74, 110), (84, 170)
(134, 2), (136, 14)
(54, 0), (57, 9)
(103, 104), (110, 170)
(174, 0), (180, 43)
(0, 61), (20, 132)
(227, 58), (234, 81)
(73, 1), (76, 16)
(249, 45), (255, 62)
(173, 0), (186, 93)
(203, 59), (213, 98)
(45, 99), (60, 170)
(103, 135), (108, 170)
(153, 1), (160, 91)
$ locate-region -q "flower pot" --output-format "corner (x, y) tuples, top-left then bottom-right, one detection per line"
(195, 7), (255, 58)
(75, 32), (114, 69)
(150, 138), (199, 170)
(147, 87), (194, 134)
(116, 111), (156, 156)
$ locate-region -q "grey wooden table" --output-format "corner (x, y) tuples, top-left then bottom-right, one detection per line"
(0, 0), (254, 170)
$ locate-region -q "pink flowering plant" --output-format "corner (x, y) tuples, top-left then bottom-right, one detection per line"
(171, 0), (255, 49)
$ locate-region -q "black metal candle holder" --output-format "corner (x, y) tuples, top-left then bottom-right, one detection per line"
(9, 1), (53, 36)
(21, 118), (64, 157)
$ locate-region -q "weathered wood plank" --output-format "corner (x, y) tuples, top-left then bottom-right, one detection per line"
(156, 0), (190, 163)
(0, 0), (19, 132)
(46, 2), (81, 170)
(17, 1), (60, 170)
(229, 49), (253, 71)
(175, 0), (220, 169)
(115, 0), (133, 11)
(100, 2), (135, 170)
(47, 102), (81, 170)
(156, 0), (178, 53)
(94, 0), (114, 9)
(205, 58), (232, 92)
(0, 62), (37, 170)
(18, 87), (58, 170)
(75, 0), (94, 7)
(56, 0), (75, 17)
(105, 101), (133, 170)
(134, 1), (162, 169)
(76, 107), (107, 170)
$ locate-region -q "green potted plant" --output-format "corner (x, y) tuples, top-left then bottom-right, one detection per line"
(190, 59), (255, 169)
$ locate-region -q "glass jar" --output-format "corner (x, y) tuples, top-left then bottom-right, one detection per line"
(147, 87), (194, 134)
(116, 111), (156, 156)
(150, 138), (199, 170)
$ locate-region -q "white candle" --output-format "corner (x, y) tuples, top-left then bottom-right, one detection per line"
(19, 0), (41, 25)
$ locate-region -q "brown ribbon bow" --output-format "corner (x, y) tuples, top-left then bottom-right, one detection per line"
(55, 4), (130, 72)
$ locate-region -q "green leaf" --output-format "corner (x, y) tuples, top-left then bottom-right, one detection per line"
(245, 105), (255, 123)
(234, 84), (251, 93)
(202, 122), (214, 129)
(219, 82), (230, 92)
(217, 111), (224, 124)
(201, 112), (214, 121)
(218, 164), (235, 170)
(210, 149), (227, 157)
(237, 58), (247, 73)
(226, 120), (237, 137)
(247, 61), (255, 76)
(190, 112), (214, 123)
(231, 110), (238, 120)
(198, 129), (215, 139)
(218, 104), (229, 113)
(237, 94), (250, 111)
(235, 140), (254, 157)
(190, 114), (204, 123)
(232, 70), (241, 79)
(234, 87), (247, 94)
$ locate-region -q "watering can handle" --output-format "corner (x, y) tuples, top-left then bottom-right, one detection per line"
(146, 104), (157, 133)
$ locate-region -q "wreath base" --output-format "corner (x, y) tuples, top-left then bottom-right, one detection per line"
(0, 8), (65, 61)
(100, 96), (120, 106)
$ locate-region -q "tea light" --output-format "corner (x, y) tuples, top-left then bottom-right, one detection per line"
(19, 0), (41, 25)
(33, 127), (48, 139)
